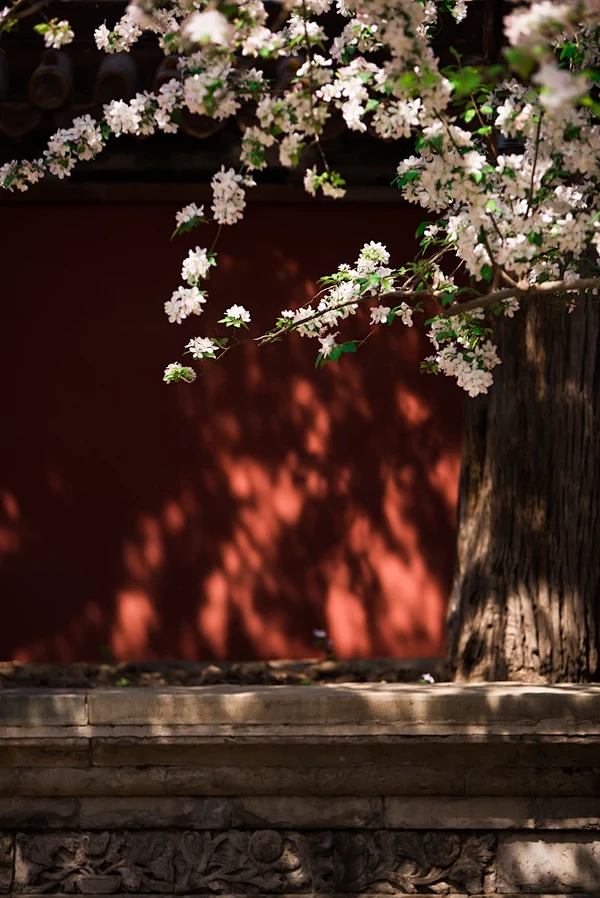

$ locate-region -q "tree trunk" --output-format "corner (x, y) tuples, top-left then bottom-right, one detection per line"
(447, 295), (600, 682)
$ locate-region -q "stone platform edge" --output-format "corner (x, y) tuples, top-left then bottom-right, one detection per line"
(1, 682), (600, 730)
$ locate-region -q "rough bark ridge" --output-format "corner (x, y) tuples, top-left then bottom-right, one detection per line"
(447, 296), (600, 682)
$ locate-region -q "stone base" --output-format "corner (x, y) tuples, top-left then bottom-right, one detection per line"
(0, 684), (599, 895)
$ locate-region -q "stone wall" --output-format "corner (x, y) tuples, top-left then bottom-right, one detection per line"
(1, 684), (599, 896)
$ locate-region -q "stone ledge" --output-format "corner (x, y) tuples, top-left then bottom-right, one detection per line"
(0, 763), (468, 797)
(3, 763), (600, 798)
(85, 735), (600, 768)
(86, 684), (600, 728)
(1, 683), (600, 731)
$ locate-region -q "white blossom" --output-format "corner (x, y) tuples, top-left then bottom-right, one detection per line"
(42, 19), (74, 48)
(225, 304), (251, 323)
(181, 247), (211, 283)
(165, 286), (207, 323)
(176, 203), (204, 228)
(163, 363), (197, 384)
(104, 99), (141, 136)
(370, 305), (391, 324)
(211, 168), (247, 225)
(319, 331), (339, 358)
(533, 62), (589, 110)
(94, 11), (141, 53)
(182, 9), (233, 46)
(186, 337), (219, 358)
(397, 303), (413, 327)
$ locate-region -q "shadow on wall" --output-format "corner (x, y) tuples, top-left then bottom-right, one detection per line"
(0, 201), (463, 663)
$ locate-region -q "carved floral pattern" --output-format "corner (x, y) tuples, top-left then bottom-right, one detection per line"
(0, 834), (13, 894)
(14, 830), (495, 894)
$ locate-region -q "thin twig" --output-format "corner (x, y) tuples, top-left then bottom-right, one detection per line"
(526, 113), (543, 218)
(469, 92), (498, 161)
(209, 224), (222, 255)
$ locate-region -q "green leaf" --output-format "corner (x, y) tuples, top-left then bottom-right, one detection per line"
(415, 221), (431, 238)
(325, 341), (358, 363)
(464, 108), (476, 123)
(396, 169), (421, 188)
(450, 67), (482, 98)
(560, 42), (577, 60)
(480, 264), (493, 284)
(504, 46), (537, 80)
(33, 22), (49, 34)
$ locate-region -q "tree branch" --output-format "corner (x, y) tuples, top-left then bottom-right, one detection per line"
(445, 276), (600, 316)
(2, 0), (50, 25)
(253, 276), (600, 347)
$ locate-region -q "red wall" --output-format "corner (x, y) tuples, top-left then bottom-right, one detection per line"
(0, 200), (463, 662)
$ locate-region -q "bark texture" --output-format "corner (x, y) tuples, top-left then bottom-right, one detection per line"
(447, 295), (600, 682)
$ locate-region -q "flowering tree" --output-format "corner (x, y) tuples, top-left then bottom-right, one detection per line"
(2, 0), (600, 679)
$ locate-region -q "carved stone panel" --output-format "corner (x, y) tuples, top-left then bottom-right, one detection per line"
(0, 834), (13, 894)
(14, 829), (495, 894)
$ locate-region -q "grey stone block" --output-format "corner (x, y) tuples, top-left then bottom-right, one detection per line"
(384, 796), (538, 829)
(466, 766), (600, 796)
(90, 736), (468, 768)
(78, 796), (381, 830)
(0, 798), (80, 829)
(385, 796), (600, 831)
(534, 798), (600, 829)
(497, 834), (600, 892)
(0, 690), (87, 726)
(232, 796), (383, 828)
(80, 797), (233, 829)
(0, 738), (90, 767)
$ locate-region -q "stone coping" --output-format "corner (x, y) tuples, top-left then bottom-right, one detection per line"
(0, 683), (599, 732)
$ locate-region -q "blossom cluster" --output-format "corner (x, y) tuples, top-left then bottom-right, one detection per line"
(94, 10), (142, 53)
(4, 0), (600, 394)
(34, 18), (74, 48)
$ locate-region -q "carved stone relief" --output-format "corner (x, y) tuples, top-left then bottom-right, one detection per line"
(13, 830), (495, 894)
(0, 834), (13, 894)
